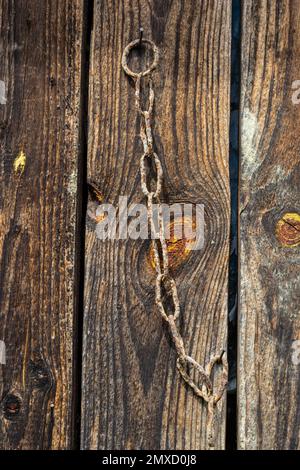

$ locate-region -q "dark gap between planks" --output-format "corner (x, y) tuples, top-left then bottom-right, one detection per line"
(226, 0), (241, 451)
(73, 0), (94, 450)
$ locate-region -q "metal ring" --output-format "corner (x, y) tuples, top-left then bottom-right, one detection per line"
(206, 351), (228, 404)
(140, 152), (163, 198)
(122, 38), (159, 78)
(176, 356), (212, 401)
(155, 274), (180, 322)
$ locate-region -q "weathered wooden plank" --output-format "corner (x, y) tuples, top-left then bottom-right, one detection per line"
(82, 0), (231, 450)
(0, 0), (84, 449)
(239, 0), (300, 450)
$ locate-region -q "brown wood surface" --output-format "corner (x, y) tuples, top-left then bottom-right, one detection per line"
(82, 0), (231, 450)
(238, 0), (300, 450)
(0, 0), (84, 449)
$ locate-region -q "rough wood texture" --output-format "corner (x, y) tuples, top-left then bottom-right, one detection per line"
(239, 0), (300, 450)
(0, 0), (84, 449)
(82, 0), (231, 450)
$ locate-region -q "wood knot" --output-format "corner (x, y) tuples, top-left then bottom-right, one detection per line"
(276, 212), (300, 247)
(2, 394), (22, 420)
(150, 216), (196, 271)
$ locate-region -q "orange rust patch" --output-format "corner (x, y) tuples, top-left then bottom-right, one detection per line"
(276, 212), (300, 247)
(149, 216), (196, 271)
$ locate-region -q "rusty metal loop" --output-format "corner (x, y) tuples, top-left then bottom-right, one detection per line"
(176, 356), (212, 401)
(121, 38), (159, 79)
(206, 350), (228, 404)
(122, 37), (227, 449)
(155, 273), (180, 322)
(140, 152), (163, 198)
(168, 315), (186, 359)
(135, 75), (155, 116)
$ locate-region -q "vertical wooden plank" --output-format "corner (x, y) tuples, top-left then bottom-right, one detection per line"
(82, 0), (231, 450)
(0, 0), (84, 449)
(239, 0), (300, 449)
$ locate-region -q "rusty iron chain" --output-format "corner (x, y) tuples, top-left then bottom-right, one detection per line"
(122, 37), (228, 448)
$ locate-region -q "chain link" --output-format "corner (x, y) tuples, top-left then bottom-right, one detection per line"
(122, 37), (228, 449)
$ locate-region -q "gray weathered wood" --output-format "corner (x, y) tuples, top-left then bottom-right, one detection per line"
(239, 0), (300, 450)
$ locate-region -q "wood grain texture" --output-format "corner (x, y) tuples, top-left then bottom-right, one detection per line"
(0, 0), (84, 449)
(82, 0), (231, 450)
(239, 0), (300, 450)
